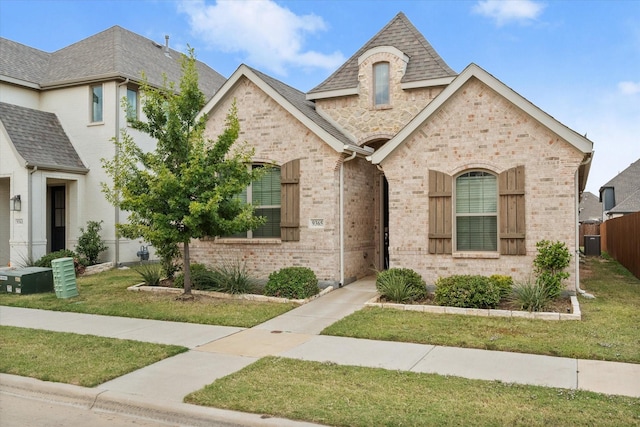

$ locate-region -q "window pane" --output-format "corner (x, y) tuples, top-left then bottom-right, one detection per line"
(374, 62), (389, 105)
(252, 167), (280, 206)
(456, 171), (497, 251)
(126, 88), (137, 120)
(92, 85), (103, 122)
(456, 216), (497, 251)
(253, 207), (281, 238)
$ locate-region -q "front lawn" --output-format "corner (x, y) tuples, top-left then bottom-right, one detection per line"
(0, 326), (186, 387)
(186, 357), (640, 427)
(323, 256), (640, 363)
(0, 268), (296, 328)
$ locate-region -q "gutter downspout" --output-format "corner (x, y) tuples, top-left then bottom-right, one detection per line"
(575, 155), (595, 299)
(28, 166), (38, 260)
(114, 78), (130, 266)
(340, 151), (357, 287)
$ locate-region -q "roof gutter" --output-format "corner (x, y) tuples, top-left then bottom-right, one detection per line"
(25, 163), (89, 174)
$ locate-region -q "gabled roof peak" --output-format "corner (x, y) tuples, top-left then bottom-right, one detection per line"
(307, 12), (457, 97)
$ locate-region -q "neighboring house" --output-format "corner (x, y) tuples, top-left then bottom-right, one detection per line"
(0, 26), (225, 267)
(599, 159), (640, 220)
(579, 191), (602, 223)
(192, 12), (594, 291)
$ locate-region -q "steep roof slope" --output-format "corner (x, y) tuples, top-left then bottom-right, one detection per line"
(308, 12), (457, 95)
(1, 26), (226, 100)
(579, 191), (602, 222)
(0, 38), (51, 86)
(600, 159), (640, 212)
(248, 66), (352, 145)
(0, 102), (87, 172)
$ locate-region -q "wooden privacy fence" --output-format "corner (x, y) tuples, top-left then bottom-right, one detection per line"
(579, 222), (600, 243)
(601, 212), (640, 279)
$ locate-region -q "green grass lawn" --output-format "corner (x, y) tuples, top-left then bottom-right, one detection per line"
(186, 357), (640, 427)
(322, 256), (640, 363)
(0, 268), (295, 328)
(0, 326), (186, 387)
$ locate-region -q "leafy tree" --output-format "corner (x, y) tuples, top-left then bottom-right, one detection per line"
(76, 220), (108, 265)
(101, 49), (265, 296)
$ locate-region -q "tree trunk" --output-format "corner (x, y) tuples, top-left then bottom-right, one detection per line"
(183, 241), (192, 295)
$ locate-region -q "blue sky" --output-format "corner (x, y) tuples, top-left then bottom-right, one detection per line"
(1, 0), (638, 194)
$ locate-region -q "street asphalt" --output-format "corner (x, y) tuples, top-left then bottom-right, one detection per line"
(1, 276), (638, 426)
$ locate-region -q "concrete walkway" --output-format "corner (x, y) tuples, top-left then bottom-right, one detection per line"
(1, 277), (639, 426)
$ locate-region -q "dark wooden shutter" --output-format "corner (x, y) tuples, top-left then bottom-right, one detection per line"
(499, 165), (526, 255)
(280, 159), (300, 241)
(428, 170), (452, 254)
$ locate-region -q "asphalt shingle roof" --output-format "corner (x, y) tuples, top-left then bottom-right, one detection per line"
(0, 102), (87, 172)
(247, 66), (352, 145)
(579, 191), (602, 222)
(308, 12), (457, 95)
(1, 26), (226, 100)
(600, 159), (640, 213)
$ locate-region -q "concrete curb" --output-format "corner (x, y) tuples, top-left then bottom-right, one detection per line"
(128, 283), (334, 305)
(365, 295), (582, 320)
(0, 373), (326, 427)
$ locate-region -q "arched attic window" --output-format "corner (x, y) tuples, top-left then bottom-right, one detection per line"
(373, 62), (390, 106)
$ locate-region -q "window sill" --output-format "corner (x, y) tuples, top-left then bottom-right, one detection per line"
(373, 104), (392, 110)
(87, 122), (104, 127)
(452, 251), (499, 259)
(213, 237), (282, 245)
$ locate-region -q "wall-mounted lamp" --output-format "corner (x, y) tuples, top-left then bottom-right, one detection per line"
(10, 195), (21, 212)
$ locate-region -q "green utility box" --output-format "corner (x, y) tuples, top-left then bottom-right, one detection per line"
(0, 267), (54, 295)
(51, 257), (79, 299)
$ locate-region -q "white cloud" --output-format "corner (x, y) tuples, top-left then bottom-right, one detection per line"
(178, 0), (345, 76)
(473, 0), (546, 26)
(618, 81), (640, 95)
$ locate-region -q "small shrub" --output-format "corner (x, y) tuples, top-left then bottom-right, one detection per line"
(35, 250), (85, 275)
(265, 267), (319, 299)
(174, 263), (218, 290)
(434, 275), (503, 309)
(212, 259), (256, 294)
(376, 268), (427, 303)
(513, 279), (552, 312)
(489, 274), (514, 298)
(534, 240), (571, 299)
(135, 263), (162, 286)
(76, 220), (108, 266)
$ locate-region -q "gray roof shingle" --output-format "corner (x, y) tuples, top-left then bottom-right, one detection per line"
(579, 191), (602, 222)
(1, 26), (226, 100)
(0, 102), (87, 172)
(600, 159), (640, 213)
(308, 12), (457, 95)
(247, 66), (352, 145)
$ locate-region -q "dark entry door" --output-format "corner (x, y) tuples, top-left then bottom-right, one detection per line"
(51, 186), (65, 252)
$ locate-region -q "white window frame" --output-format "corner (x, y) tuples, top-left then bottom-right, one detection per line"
(126, 87), (138, 121)
(454, 170), (498, 252)
(373, 61), (390, 107)
(90, 84), (103, 123)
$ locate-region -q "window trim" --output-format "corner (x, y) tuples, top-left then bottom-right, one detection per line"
(230, 164), (282, 239)
(453, 170), (498, 253)
(126, 87), (139, 122)
(373, 61), (390, 108)
(90, 84), (103, 123)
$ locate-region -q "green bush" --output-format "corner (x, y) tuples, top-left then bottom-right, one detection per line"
(513, 279), (552, 312)
(76, 220), (108, 266)
(489, 274), (514, 298)
(376, 268), (427, 303)
(265, 267), (319, 299)
(434, 275), (503, 309)
(212, 259), (256, 294)
(174, 263), (218, 290)
(135, 263), (162, 286)
(533, 240), (571, 298)
(35, 250), (85, 275)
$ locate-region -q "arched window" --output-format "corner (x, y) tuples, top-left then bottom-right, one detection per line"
(373, 62), (390, 106)
(455, 171), (497, 251)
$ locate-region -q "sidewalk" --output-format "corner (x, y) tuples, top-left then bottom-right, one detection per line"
(2, 277), (639, 425)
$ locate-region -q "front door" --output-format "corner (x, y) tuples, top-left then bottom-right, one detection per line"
(51, 186), (65, 252)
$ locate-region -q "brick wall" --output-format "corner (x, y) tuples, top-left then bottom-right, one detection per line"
(378, 77), (583, 290)
(191, 77), (375, 284)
